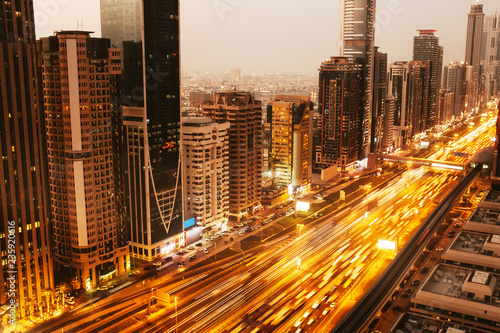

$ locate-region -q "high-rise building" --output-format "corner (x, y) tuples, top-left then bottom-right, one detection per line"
(443, 62), (468, 118)
(230, 68), (241, 82)
(340, 0), (375, 158)
(266, 95), (313, 189)
(0, 0), (54, 320)
(39, 31), (129, 288)
(371, 47), (387, 154)
(181, 117), (229, 234)
(413, 30), (443, 129)
(100, 0), (142, 49)
(438, 89), (454, 125)
(100, 0), (182, 261)
(388, 61), (430, 148)
(383, 95), (395, 152)
(202, 91), (262, 221)
(317, 57), (364, 172)
(465, 1), (485, 112)
(481, 11), (500, 103)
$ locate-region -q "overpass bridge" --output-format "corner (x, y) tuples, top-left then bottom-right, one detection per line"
(368, 154), (468, 172)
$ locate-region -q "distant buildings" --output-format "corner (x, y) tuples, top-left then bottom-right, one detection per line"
(181, 117), (229, 234)
(39, 31), (128, 288)
(202, 91), (262, 221)
(383, 95), (395, 152)
(317, 57), (364, 172)
(465, 1), (485, 112)
(439, 89), (454, 125)
(266, 95), (313, 189)
(371, 47), (388, 154)
(0, 0), (54, 319)
(100, 0), (183, 261)
(230, 68), (241, 82)
(413, 30), (443, 130)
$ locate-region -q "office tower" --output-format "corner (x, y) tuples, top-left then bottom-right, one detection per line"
(0, 0), (54, 319)
(317, 57), (364, 172)
(443, 62), (468, 117)
(465, 1), (485, 112)
(100, 0), (142, 49)
(230, 68), (241, 82)
(413, 30), (443, 129)
(492, 102), (500, 189)
(371, 47), (387, 154)
(481, 11), (500, 103)
(100, 0), (182, 261)
(383, 95), (395, 152)
(202, 91), (262, 221)
(439, 89), (454, 125)
(388, 62), (410, 149)
(181, 117), (229, 234)
(266, 95), (313, 189)
(39, 31), (128, 288)
(340, 0), (375, 158)
(408, 61), (431, 137)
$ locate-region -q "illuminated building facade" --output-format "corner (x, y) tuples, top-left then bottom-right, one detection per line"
(413, 30), (443, 129)
(266, 95), (313, 189)
(181, 117), (229, 233)
(443, 62), (468, 117)
(317, 57), (364, 172)
(465, 1), (485, 112)
(0, 0), (54, 320)
(100, 0), (183, 261)
(202, 91), (262, 221)
(39, 31), (128, 288)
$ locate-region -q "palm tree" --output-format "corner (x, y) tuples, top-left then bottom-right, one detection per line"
(57, 283), (69, 308)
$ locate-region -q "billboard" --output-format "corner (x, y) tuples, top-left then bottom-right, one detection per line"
(184, 217), (195, 229)
(296, 201), (310, 212)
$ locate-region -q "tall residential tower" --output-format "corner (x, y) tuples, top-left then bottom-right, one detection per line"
(465, 1), (485, 112)
(0, 0), (54, 320)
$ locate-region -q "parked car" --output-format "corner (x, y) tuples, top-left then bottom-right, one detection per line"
(229, 237), (234, 241)
(97, 286), (108, 291)
(196, 242), (203, 247)
(203, 248), (209, 254)
(187, 245), (195, 250)
(66, 299), (75, 305)
(420, 267), (429, 274)
(411, 280), (421, 286)
(152, 262), (162, 267)
(164, 256), (173, 263)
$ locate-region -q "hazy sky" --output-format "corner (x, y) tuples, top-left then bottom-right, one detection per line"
(33, 0), (500, 75)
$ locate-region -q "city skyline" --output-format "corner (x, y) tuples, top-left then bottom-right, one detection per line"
(34, 0), (500, 75)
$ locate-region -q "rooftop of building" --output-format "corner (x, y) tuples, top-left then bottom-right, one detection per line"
(449, 230), (490, 254)
(484, 189), (500, 203)
(469, 207), (500, 226)
(419, 264), (500, 308)
(388, 312), (492, 333)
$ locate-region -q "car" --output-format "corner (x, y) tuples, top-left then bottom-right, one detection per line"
(196, 242), (203, 247)
(66, 299), (75, 305)
(411, 280), (421, 286)
(239, 231), (244, 236)
(222, 232), (229, 236)
(107, 284), (116, 289)
(187, 245), (195, 250)
(164, 256), (173, 263)
(393, 305), (403, 312)
(128, 273), (137, 277)
(224, 240), (228, 245)
(404, 288), (413, 293)
(436, 247), (444, 252)
(152, 262), (162, 267)
(203, 248), (209, 254)
(177, 260), (185, 267)
(177, 251), (184, 255)
(454, 223), (461, 228)
(420, 267), (429, 274)
(236, 223), (244, 227)
(322, 308), (331, 316)
(206, 237), (213, 242)
(246, 228), (252, 233)
(229, 237), (234, 241)
(401, 293), (410, 298)
(97, 286), (108, 291)
(330, 302), (337, 308)
(144, 265), (152, 270)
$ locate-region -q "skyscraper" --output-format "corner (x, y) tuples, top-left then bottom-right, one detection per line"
(465, 1), (485, 112)
(317, 57), (364, 172)
(39, 31), (129, 289)
(443, 62), (468, 117)
(267, 95), (313, 189)
(413, 30), (443, 130)
(181, 117), (230, 235)
(0, 0), (54, 320)
(340, 0), (375, 158)
(100, 0), (182, 261)
(383, 95), (395, 152)
(481, 11), (500, 103)
(202, 91), (262, 221)
(371, 47), (387, 154)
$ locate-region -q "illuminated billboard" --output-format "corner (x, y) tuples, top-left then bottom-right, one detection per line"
(184, 217), (195, 229)
(296, 201), (310, 212)
(377, 239), (396, 250)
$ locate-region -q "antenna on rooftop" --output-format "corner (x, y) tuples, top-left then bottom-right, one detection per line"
(77, 19), (83, 31)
